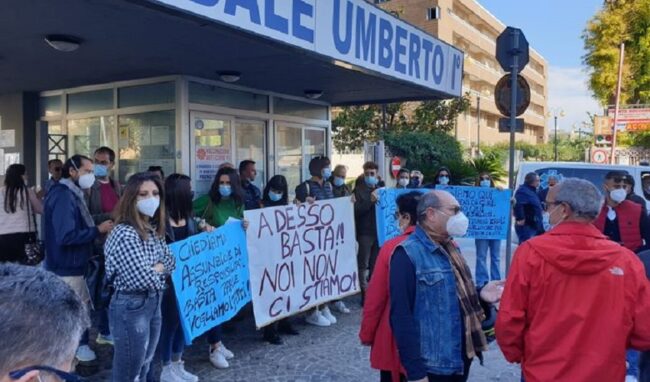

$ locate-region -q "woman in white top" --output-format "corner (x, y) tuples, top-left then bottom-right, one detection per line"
(0, 163), (43, 263)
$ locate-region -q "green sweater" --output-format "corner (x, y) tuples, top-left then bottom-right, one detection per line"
(193, 195), (244, 228)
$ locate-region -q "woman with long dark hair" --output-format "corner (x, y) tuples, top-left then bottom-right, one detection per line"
(105, 172), (175, 382)
(153, 173), (203, 382)
(260, 175), (299, 345)
(0, 163), (43, 263)
(192, 167), (244, 369)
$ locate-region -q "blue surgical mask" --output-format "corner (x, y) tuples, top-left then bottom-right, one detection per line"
(94, 164), (108, 178)
(365, 176), (378, 187)
(219, 185), (232, 197)
(322, 167), (332, 179)
(269, 191), (283, 202)
(333, 177), (345, 187)
(480, 179), (491, 188)
(439, 176), (449, 185)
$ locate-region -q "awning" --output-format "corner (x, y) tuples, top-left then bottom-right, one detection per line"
(0, 0), (464, 105)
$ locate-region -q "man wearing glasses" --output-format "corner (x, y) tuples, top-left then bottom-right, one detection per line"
(1, 264), (89, 382)
(39, 159), (63, 198)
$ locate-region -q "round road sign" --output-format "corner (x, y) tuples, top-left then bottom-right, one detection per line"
(591, 149), (609, 164)
(495, 74), (531, 117)
(391, 157), (401, 178)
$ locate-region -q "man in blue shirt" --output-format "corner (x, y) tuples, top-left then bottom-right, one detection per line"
(239, 160), (262, 210)
(390, 190), (503, 382)
(514, 172), (544, 243)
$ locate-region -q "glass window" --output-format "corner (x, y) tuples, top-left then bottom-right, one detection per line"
(67, 116), (116, 159)
(273, 97), (328, 120)
(47, 121), (66, 161)
(303, 129), (326, 181)
(118, 82), (175, 108)
(193, 115), (233, 196)
(67, 89), (113, 114)
(189, 82), (268, 113)
(275, 124), (302, 193)
(534, 167), (609, 194)
(39, 96), (62, 117)
(118, 111), (176, 184)
(236, 120), (266, 190)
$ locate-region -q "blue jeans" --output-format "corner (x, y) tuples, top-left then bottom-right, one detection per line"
(474, 239), (501, 287)
(515, 225), (537, 244)
(158, 287), (185, 364)
(640, 351), (650, 382)
(629, 349), (640, 377)
(109, 291), (162, 382)
(207, 325), (223, 345)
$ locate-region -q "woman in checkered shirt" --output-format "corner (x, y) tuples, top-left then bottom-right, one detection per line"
(104, 172), (175, 382)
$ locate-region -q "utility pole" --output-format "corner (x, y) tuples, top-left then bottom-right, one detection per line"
(477, 95), (481, 157)
(610, 42), (625, 164)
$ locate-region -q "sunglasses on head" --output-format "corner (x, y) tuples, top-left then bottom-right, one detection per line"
(9, 365), (86, 382)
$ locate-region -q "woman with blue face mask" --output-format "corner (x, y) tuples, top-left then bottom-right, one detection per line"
(330, 165), (351, 198)
(473, 172), (502, 287)
(192, 167), (245, 370)
(259, 175), (300, 345)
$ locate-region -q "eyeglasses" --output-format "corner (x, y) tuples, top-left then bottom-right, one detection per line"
(10, 365), (86, 382)
(544, 201), (562, 211)
(52, 167), (62, 172)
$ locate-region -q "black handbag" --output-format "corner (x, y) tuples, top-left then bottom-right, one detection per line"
(24, 196), (44, 265)
(86, 255), (115, 310)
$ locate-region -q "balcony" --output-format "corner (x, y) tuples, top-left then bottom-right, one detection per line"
(465, 56), (503, 84)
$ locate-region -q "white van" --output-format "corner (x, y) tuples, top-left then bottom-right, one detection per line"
(516, 162), (650, 210)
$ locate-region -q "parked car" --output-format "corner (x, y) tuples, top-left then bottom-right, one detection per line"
(516, 162), (650, 210)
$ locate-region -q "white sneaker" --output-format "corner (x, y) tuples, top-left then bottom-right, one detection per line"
(95, 334), (114, 346)
(75, 345), (97, 362)
(321, 306), (337, 324)
(209, 346), (229, 369)
(218, 343), (234, 360)
(333, 301), (351, 314)
(305, 309), (331, 327)
(173, 361), (199, 382)
(625, 376), (638, 382)
(160, 364), (184, 382)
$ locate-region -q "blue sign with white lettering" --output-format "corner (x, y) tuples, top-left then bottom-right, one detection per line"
(169, 222), (251, 344)
(375, 186), (512, 245)
(151, 0), (464, 97)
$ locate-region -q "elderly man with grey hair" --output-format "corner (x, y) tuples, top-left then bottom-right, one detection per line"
(496, 178), (650, 382)
(0, 264), (89, 382)
(389, 190), (504, 382)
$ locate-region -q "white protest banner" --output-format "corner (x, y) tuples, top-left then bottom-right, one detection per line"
(245, 197), (359, 328)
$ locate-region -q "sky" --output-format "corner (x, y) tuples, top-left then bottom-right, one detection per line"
(477, 0), (604, 134)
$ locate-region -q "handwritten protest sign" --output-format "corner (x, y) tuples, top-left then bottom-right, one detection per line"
(169, 223), (251, 344)
(375, 186), (512, 245)
(245, 197), (359, 328)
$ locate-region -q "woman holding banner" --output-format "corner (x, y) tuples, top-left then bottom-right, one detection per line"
(104, 173), (175, 382)
(260, 175), (300, 345)
(151, 173), (204, 382)
(360, 191), (420, 382)
(193, 167), (244, 369)
(474, 172), (502, 287)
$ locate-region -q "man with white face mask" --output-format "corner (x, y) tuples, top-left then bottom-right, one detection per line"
(43, 155), (114, 363)
(594, 171), (650, 253)
(389, 191), (503, 382)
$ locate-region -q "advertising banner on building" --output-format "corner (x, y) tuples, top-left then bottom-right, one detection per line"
(245, 197), (359, 328)
(169, 223), (251, 344)
(375, 186), (512, 246)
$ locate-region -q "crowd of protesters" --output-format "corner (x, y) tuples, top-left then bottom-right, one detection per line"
(3, 149), (650, 382)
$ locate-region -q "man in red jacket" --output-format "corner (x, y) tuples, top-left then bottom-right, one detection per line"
(594, 171), (650, 253)
(359, 191), (421, 382)
(496, 178), (650, 382)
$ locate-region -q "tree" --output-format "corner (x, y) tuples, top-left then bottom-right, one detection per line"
(582, 0), (650, 105)
(332, 94), (470, 152)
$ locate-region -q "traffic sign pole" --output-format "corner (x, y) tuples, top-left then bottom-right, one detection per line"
(610, 42), (625, 164)
(505, 30), (520, 276)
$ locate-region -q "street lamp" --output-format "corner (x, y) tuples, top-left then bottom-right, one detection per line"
(547, 108), (566, 161)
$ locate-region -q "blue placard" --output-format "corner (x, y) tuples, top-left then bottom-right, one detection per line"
(375, 186), (512, 245)
(169, 223), (251, 344)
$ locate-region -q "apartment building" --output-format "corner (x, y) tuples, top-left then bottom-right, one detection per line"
(374, 0), (549, 147)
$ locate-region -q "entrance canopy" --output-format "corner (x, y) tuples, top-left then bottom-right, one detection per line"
(0, 0), (463, 105)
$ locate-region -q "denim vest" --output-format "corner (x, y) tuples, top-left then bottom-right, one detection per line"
(399, 226), (464, 375)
